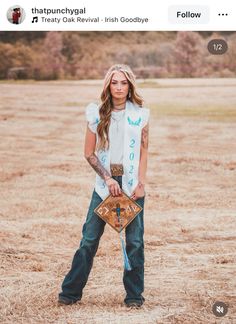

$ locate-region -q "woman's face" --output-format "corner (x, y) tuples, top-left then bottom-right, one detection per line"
(109, 71), (129, 101)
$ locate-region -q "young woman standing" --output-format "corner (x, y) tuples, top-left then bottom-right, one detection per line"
(58, 64), (149, 308)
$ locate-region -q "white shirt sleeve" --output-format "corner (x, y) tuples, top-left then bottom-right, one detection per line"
(85, 103), (99, 134)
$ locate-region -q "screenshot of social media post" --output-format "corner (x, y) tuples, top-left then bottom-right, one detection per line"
(0, 1), (235, 323)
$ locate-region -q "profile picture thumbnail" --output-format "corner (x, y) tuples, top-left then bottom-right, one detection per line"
(7, 5), (26, 24)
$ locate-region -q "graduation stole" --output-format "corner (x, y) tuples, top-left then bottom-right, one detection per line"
(95, 100), (143, 200)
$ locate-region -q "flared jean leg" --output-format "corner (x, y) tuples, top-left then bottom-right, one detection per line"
(123, 196), (145, 305)
(59, 189), (106, 302)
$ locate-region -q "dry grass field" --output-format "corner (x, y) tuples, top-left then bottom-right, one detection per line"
(0, 79), (236, 323)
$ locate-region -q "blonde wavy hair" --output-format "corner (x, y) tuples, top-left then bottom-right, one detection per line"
(97, 64), (143, 151)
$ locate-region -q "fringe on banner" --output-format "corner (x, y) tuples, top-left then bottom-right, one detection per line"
(121, 237), (132, 271)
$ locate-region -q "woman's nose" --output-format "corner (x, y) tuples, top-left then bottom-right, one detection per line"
(117, 83), (121, 90)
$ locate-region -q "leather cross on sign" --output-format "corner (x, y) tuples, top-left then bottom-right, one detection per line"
(94, 190), (143, 233)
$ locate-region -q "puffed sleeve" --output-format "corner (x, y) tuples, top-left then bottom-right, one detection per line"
(141, 108), (150, 128)
(85, 103), (100, 134)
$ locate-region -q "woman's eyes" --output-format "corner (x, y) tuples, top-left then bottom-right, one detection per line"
(111, 81), (128, 84)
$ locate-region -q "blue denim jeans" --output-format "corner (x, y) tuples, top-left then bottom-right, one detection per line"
(59, 176), (145, 305)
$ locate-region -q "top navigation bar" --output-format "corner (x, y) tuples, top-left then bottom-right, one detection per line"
(0, 0), (235, 31)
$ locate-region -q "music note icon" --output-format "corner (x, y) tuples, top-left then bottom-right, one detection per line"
(32, 16), (38, 23)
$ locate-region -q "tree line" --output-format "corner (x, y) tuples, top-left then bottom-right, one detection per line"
(0, 31), (235, 80)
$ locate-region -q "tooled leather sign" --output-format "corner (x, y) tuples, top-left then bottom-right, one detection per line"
(94, 190), (142, 233)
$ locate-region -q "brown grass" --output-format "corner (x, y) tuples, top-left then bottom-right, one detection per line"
(0, 79), (236, 323)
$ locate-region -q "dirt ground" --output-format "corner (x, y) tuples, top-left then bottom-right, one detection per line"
(0, 79), (236, 323)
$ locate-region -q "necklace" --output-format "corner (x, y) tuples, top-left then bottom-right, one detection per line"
(112, 107), (125, 112)
(111, 110), (125, 131)
(112, 100), (126, 111)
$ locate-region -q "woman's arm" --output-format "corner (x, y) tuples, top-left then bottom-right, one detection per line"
(84, 124), (121, 196)
(131, 122), (149, 200)
(84, 125), (111, 181)
(138, 122), (149, 184)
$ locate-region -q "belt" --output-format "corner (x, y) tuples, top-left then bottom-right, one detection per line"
(110, 164), (124, 176)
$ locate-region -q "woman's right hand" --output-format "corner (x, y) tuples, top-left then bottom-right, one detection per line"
(105, 177), (122, 197)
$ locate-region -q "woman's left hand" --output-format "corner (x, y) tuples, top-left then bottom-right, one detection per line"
(130, 182), (145, 200)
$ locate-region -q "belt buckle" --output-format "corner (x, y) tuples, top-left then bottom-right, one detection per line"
(111, 164), (124, 176)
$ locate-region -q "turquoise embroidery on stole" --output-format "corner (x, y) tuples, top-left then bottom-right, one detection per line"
(127, 116), (141, 126)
